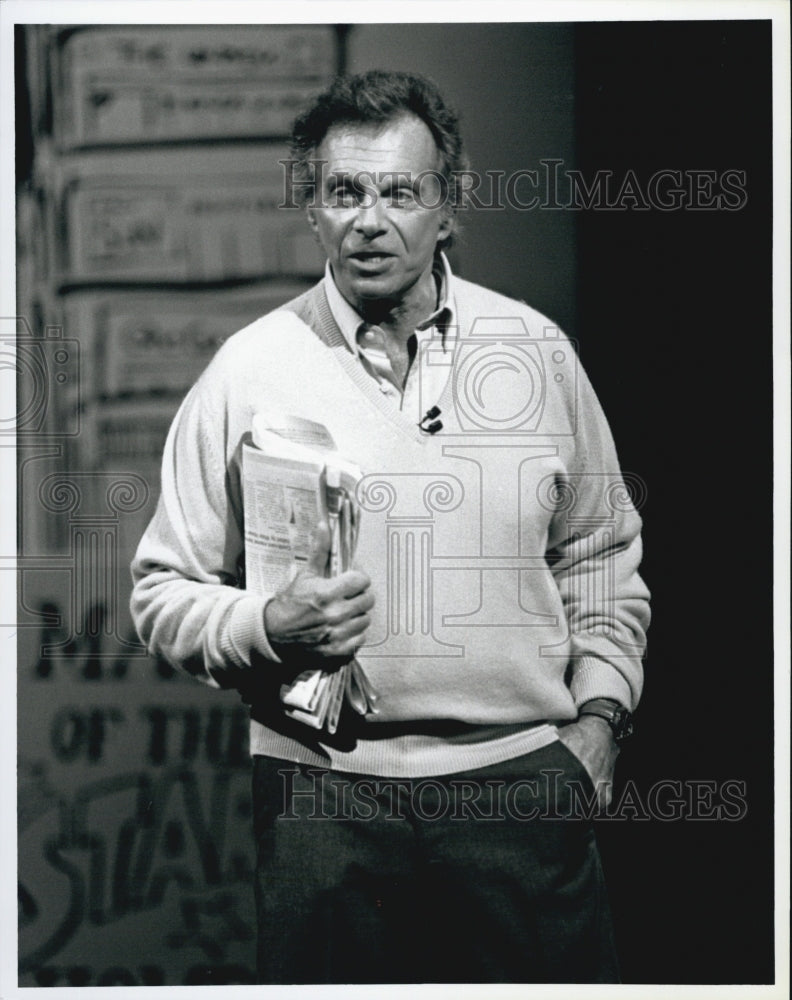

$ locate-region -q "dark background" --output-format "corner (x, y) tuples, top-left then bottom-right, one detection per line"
(574, 20), (774, 984)
(14, 19), (775, 985)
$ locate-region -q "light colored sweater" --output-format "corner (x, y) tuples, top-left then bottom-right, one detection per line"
(130, 274), (650, 777)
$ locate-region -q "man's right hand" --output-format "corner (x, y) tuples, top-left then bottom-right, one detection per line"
(263, 521), (374, 671)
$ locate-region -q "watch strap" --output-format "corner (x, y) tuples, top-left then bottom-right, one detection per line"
(579, 698), (634, 743)
(579, 697), (623, 721)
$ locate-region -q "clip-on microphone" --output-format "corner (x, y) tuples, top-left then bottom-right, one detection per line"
(419, 406), (443, 435)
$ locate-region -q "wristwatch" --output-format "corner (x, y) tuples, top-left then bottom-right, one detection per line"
(578, 698), (634, 744)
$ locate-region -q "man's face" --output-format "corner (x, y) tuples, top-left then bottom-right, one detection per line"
(306, 113), (453, 310)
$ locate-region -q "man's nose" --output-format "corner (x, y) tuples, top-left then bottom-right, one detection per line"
(353, 194), (387, 235)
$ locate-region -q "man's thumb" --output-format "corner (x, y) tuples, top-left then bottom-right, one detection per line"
(306, 520), (331, 577)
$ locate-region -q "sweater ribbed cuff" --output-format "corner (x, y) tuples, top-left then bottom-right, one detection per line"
(570, 655), (634, 711)
(219, 594), (281, 668)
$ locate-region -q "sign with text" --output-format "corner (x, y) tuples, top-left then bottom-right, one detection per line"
(54, 25), (337, 147)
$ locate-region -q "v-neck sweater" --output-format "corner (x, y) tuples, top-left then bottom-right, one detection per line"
(131, 274), (650, 777)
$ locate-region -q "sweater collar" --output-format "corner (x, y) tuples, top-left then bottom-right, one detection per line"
(322, 252), (456, 355)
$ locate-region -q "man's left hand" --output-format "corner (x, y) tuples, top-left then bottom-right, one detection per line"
(557, 715), (620, 808)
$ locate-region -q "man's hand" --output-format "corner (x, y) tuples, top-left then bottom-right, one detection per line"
(557, 715), (620, 808)
(263, 521), (374, 672)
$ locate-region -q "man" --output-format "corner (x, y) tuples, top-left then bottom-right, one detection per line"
(131, 70), (650, 984)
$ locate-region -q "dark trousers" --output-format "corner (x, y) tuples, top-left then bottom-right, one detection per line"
(252, 740), (619, 984)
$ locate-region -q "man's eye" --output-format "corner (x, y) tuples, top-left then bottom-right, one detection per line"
(389, 189), (416, 207)
(328, 185), (356, 207)
(327, 183), (358, 208)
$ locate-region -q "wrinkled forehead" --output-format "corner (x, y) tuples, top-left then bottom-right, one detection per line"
(314, 113), (443, 178)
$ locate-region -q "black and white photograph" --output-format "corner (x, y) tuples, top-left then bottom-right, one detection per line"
(1, 2), (788, 994)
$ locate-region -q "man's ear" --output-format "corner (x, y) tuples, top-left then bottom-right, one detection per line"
(437, 206), (455, 245)
(306, 208), (324, 246)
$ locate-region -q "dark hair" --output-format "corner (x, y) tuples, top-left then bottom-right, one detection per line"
(289, 70), (468, 247)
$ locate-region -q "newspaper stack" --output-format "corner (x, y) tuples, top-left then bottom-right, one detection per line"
(241, 411), (379, 734)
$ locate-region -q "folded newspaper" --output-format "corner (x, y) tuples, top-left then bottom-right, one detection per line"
(241, 411), (378, 734)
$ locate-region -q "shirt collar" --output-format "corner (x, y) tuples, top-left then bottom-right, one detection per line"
(323, 252), (456, 354)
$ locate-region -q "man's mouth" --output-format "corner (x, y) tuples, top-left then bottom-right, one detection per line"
(349, 251), (394, 263)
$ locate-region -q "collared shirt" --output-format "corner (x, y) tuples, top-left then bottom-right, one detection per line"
(323, 253), (457, 426)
